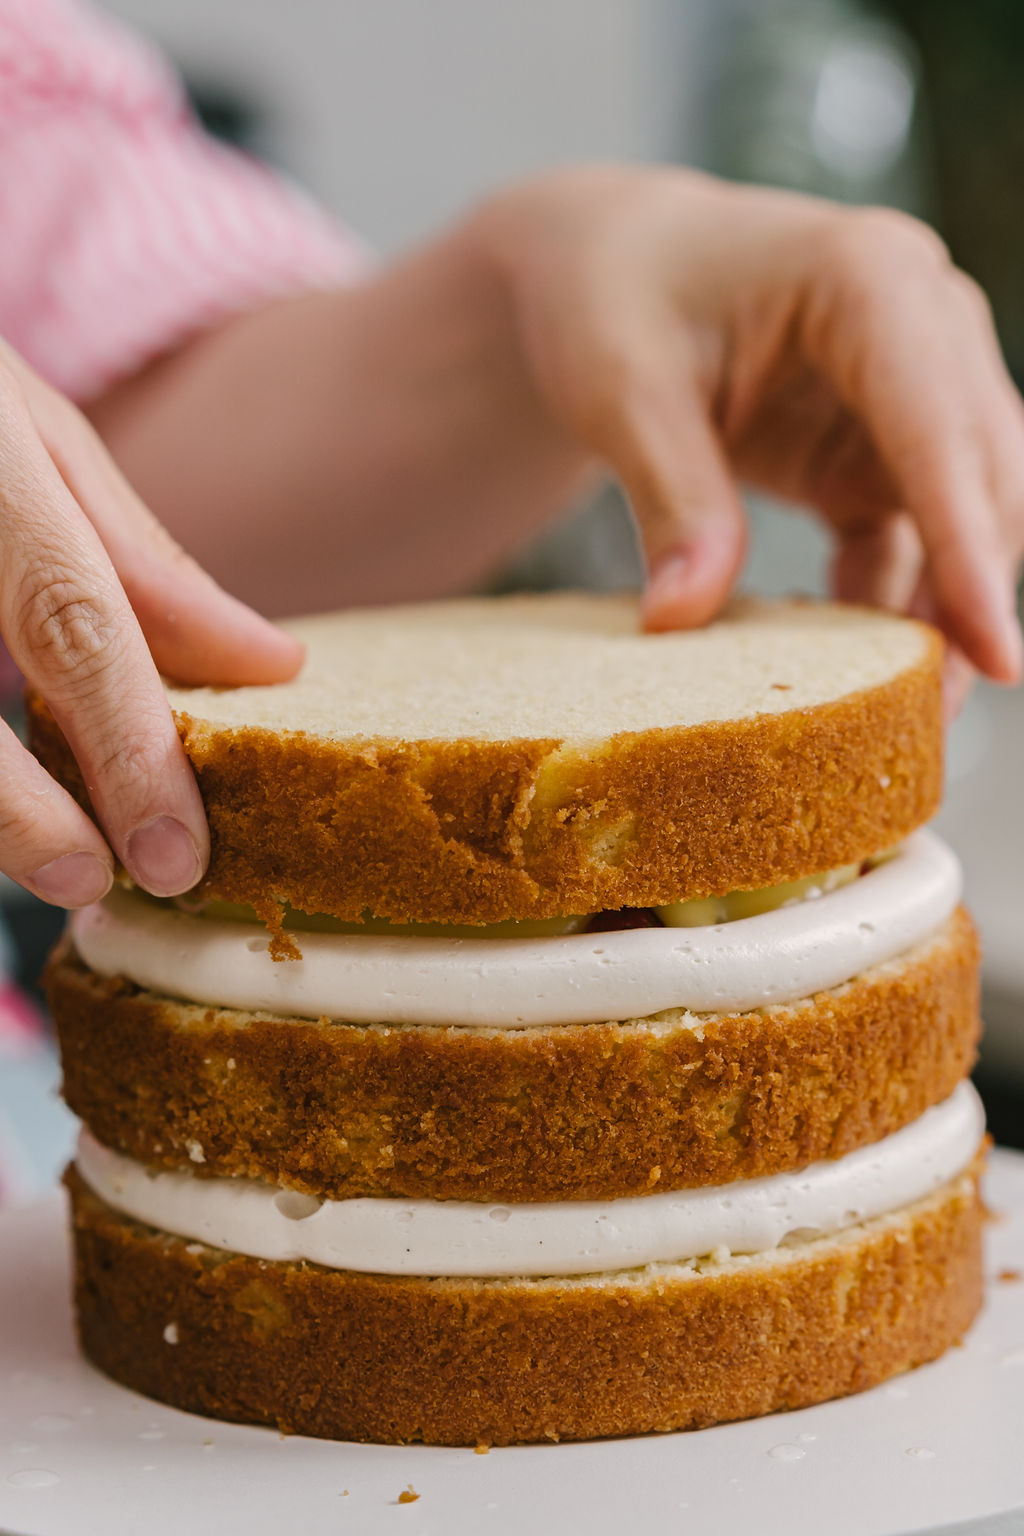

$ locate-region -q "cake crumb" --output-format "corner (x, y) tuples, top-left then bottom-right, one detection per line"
(163, 1322), (179, 1345)
(227, 1058), (236, 1070)
(474, 1443), (490, 1455)
(397, 1485), (419, 1504)
(185, 1138), (206, 1164)
(998, 1268), (1022, 1283)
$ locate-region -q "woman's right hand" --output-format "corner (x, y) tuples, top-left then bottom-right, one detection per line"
(0, 340), (303, 909)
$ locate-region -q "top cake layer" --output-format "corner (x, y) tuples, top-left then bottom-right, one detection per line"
(27, 593), (944, 925)
(166, 594), (932, 743)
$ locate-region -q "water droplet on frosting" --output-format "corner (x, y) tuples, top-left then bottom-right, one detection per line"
(273, 1190), (323, 1222)
(489, 1208), (511, 1224)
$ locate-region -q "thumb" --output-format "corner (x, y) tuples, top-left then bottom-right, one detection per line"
(15, 355), (303, 687)
(598, 364), (747, 631)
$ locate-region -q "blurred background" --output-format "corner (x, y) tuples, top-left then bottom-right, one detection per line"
(2, 0), (1021, 1195)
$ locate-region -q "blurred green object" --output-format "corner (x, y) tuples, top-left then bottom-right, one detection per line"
(704, 0), (1024, 379)
(706, 0), (932, 217)
(880, 0), (1024, 377)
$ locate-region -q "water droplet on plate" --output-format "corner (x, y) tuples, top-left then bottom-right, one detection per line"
(30, 1414), (72, 1433)
(138, 1429), (165, 1441)
(7, 1443), (39, 1457)
(905, 1447), (936, 1460)
(796, 1432), (817, 1443)
(1001, 1346), (1024, 1368)
(767, 1443), (805, 1461)
(7, 1469), (59, 1489)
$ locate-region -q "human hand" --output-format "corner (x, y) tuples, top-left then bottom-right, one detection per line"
(0, 341), (302, 908)
(472, 167), (1024, 702)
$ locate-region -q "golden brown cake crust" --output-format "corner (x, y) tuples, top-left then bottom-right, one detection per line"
(50, 909), (979, 1202)
(26, 641), (942, 924)
(67, 1168), (984, 1447)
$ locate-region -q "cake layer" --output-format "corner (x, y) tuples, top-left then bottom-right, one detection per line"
(26, 595), (943, 926)
(74, 1082), (983, 1277)
(67, 1166), (984, 1445)
(50, 908), (980, 1201)
(68, 831), (960, 1027)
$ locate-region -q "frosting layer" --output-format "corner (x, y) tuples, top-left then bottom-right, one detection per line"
(69, 831), (960, 1027)
(76, 1081), (983, 1278)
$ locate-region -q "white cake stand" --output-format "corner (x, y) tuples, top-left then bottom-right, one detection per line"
(2, 1152), (1024, 1536)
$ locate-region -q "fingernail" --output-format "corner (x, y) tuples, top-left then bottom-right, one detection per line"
(30, 851), (112, 908)
(126, 816), (203, 897)
(941, 651), (975, 724)
(1001, 611), (1024, 680)
(642, 553), (692, 626)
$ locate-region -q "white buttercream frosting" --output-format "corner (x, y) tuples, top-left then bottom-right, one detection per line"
(69, 831), (960, 1027)
(76, 1082), (982, 1279)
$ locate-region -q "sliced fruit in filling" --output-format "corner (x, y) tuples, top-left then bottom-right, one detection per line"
(163, 854), (886, 938)
(656, 861), (864, 928)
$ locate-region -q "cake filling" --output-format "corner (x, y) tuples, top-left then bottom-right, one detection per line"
(169, 854), (869, 936)
(75, 1081), (982, 1279)
(69, 830), (961, 1027)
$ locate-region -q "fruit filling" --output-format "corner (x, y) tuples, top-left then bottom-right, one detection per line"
(165, 855), (884, 937)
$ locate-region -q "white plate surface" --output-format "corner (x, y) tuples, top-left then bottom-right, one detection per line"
(2, 1154), (1024, 1536)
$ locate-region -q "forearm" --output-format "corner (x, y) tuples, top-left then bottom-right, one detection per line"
(87, 219), (592, 617)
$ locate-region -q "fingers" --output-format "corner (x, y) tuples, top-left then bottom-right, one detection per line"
(942, 647), (976, 723)
(0, 382), (208, 897)
(630, 376), (748, 630)
(566, 341), (747, 630)
(831, 514), (924, 613)
(801, 210), (1024, 681)
(9, 350), (304, 687)
(0, 718), (113, 908)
